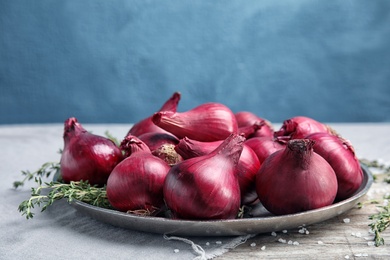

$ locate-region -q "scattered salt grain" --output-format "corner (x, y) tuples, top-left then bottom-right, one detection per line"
(271, 231), (277, 237)
(354, 253), (369, 257)
(250, 243), (256, 247)
(173, 249), (180, 253)
(278, 238), (286, 244)
(261, 246), (266, 251)
(282, 230), (288, 233)
(298, 227), (309, 235)
(205, 242), (210, 246)
(293, 241), (299, 246)
(288, 240), (293, 245)
(344, 255), (350, 259)
(367, 241), (375, 246)
(343, 218), (350, 223)
(216, 241), (222, 245)
(317, 241), (324, 245)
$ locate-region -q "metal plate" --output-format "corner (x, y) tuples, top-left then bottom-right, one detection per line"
(71, 165), (373, 237)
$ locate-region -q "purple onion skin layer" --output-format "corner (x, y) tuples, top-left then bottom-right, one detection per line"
(305, 132), (364, 201)
(174, 137), (260, 205)
(244, 137), (285, 164)
(236, 144), (261, 205)
(235, 111), (274, 138)
(137, 132), (179, 152)
(256, 139), (338, 216)
(60, 117), (123, 186)
(274, 116), (331, 140)
(163, 134), (244, 220)
(106, 152), (171, 212)
(152, 102), (238, 142)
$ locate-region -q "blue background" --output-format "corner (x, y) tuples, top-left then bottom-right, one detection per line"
(1, 0), (390, 125)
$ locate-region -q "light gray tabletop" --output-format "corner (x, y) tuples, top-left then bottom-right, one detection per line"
(1, 123), (389, 259)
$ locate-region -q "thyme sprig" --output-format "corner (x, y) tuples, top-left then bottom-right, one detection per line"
(360, 158), (390, 175)
(15, 160), (111, 219)
(357, 199), (380, 209)
(359, 158), (390, 246)
(368, 195), (390, 247)
(13, 161), (61, 189)
(18, 180), (110, 219)
(104, 130), (120, 147)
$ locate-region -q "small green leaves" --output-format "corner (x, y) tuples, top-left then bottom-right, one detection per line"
(104, 130), (120, 147)
(15, 160), (111, 219)
(359, 159), (390, 247)
(13, 162), (60, 189)
(369, 203), (390, 247)
(18, 180), (111, 219)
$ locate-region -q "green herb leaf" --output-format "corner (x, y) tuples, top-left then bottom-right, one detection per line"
(369, 204), (390, 247)
(360, 158), (390, 247)
(13, 162), (61, 189)
(104, 130), (120, 147)
(18, 180), (111, 219)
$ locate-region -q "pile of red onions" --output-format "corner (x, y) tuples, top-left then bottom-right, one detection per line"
(59, 93), (365, 220)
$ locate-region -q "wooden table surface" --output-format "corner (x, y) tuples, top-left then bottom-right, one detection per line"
(219, 174), (390, 260)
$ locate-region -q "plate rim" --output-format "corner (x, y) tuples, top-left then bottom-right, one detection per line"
(71, 164), (373, 236)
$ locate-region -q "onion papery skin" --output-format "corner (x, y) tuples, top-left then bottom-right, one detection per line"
(163, 134), (244, 220)
(60, 117), (123, 186)
(152, 144), (183, 166)
(152, 102), (238, 142)
(235, 111), (274, 138)
(175, 137), (261, 205)
(305, 132), (364, 201)
(127, 92), (181, 137)
(274, 116), (332, 140)
(244, 137), (285, 164)
(256, 139), (338, 216)
(107, 137), (171, 213)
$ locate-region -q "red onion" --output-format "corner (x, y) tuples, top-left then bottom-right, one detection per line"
(107, 135), (171, 213)
(274, 116), (333, 140)
(256, 139), (338, 215)
(175, 137), (261, 205)
(305, 132), (364, 201)
(235, 111), (274, 138)
(152, 102), (238, 142)
(60, 117), (123, 186)
(127, 92), (181, 136)
(164, 134), (244, 220)
(119, 134), (151, 157)
(244, 137), (285, 164)
(129, 132), (182, 165)
(137, 132), (179, 152)
(237, 122), (263, 139)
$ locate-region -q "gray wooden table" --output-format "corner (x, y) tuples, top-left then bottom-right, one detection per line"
(220, 176), (390, 259)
